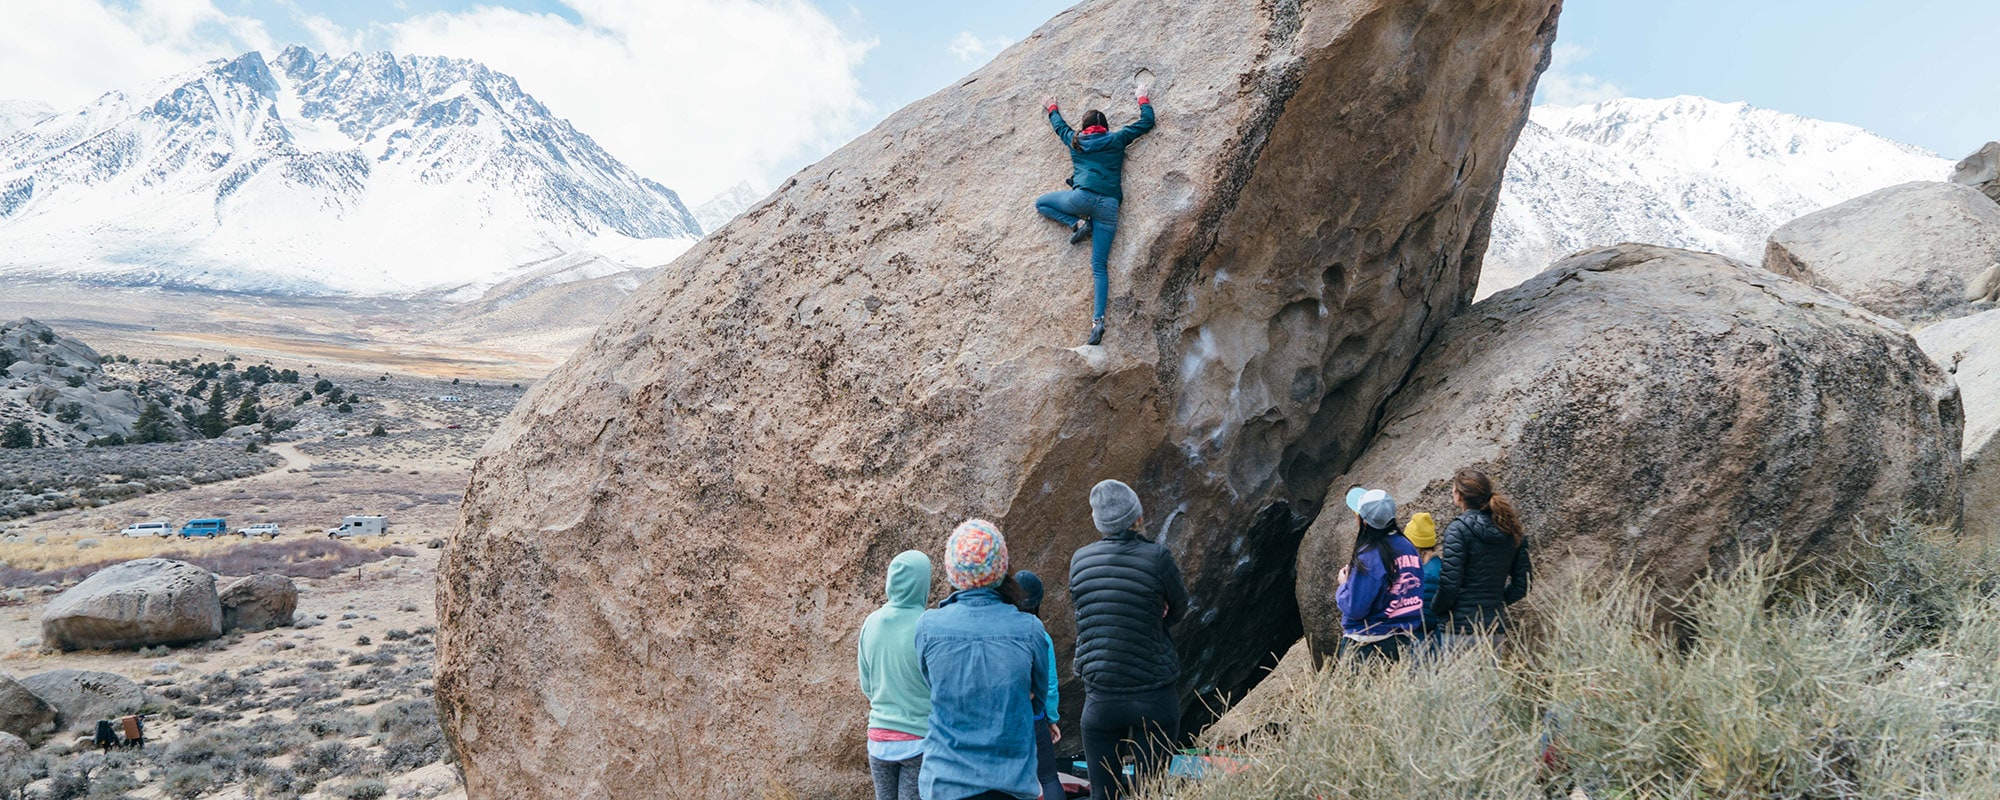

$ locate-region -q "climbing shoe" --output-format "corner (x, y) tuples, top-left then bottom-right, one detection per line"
(1086, 317), (1105, 346)
(1070, 220), (1093, 244)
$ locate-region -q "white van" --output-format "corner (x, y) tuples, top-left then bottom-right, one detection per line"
(119, 521), (171, 538)
(325, 515), (389, 538)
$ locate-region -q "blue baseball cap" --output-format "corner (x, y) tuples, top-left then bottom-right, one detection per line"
(1345, 486), (1397, 530)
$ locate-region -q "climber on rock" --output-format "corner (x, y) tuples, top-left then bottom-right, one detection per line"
(1037, 83), (1155, 346)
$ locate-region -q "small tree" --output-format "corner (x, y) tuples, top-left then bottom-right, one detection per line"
(132, 402), (174, 444)
(369, 424), (387, 437)
(0, 349), (14, 371)
(336, 402), (353, 414)
(197, 384), (229, 438)
(231, 395), (261, 427)
(186, 379), (208, 398)
(313, 378), (334, 395)
(0, 421), (32, 449)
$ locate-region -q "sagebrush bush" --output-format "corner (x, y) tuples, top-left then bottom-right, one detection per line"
(1153, 521), (2000, 800)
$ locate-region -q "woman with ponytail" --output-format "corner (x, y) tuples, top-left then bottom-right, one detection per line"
(1431, 468), (1533, 650)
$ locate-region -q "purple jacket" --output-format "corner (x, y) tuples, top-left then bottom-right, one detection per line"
(1336, 534), (1424, 637)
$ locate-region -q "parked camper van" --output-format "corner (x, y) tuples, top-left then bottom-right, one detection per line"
(120, 521), (171, 538)
(179, 518), (227, 538)
(325, 515), (388, 538)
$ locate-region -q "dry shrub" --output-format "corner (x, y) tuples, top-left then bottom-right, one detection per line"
(1154, 521), (2000, 800)
(0, 538), (398, 586)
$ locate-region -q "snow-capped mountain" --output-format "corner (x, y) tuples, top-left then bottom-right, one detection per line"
(0, 101), (53, 138)
(692, 180), (763, 235)
(0, 47), (700, 295)
(1484, 96), (1954, 298)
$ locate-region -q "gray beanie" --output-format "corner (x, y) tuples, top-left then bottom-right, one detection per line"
(1090, 479), (1143, 533)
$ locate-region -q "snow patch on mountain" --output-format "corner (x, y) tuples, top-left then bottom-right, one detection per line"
(693, 181), (764, 235)
(0, 48), (700, 296)
(1484, 96), (1954, 298)
(0, 101), (54, 139)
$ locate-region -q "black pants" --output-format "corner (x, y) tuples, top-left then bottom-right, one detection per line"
(1081, 686), (1179, 800)
(1035, 718), (1064, 800)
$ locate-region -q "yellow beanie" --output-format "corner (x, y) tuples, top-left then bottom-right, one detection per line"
(1404, 512), (1437, 549)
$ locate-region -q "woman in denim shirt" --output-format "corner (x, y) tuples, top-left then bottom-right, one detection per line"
(915, 520), (1052, 800)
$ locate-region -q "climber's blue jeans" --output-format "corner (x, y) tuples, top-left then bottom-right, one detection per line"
(1035, 188), (1120, 319)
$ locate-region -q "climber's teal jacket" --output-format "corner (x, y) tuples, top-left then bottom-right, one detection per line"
(1049, 100), (1155, 201)
(858, 550), (933, 737)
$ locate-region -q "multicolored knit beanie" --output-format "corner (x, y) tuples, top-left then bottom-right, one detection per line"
(944, 519), (1008, 590)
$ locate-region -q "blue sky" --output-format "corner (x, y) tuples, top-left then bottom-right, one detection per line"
(3, 1), (1995, 198)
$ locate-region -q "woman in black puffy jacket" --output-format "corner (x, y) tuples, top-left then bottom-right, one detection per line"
(1431, 467), (1532, 650)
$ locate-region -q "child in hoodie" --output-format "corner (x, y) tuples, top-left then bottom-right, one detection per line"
(1013, 571), (1064, 800)
(858, 550), (934, 800)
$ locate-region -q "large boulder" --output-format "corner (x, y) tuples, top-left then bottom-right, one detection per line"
(219, 574), (297, 633)
(41, 559), (221, 651)
(19, 670), (145, 733)
(437, 1), (1564, 796)
(1763, 181), (2000, 322)
(1917, 309), (2000, 540)
(1296, 245), (1964, 657)
(0, 674), (54, 740)
(1952, 141), (2000, 204)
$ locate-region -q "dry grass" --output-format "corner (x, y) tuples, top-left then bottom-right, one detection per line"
(0, 538), (413, 587)
(1153, 520), (2000, 800)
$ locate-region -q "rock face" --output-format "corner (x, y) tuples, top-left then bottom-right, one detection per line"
(1952, 141), (2000, 204)
(0, 674), (55, 740)
(219, 574), (298, 633)
(1763, 182), (2000, 322)
(1, 318), (194, 449)
(41, 559), (222, 651)
(1917, 309), (2000, 540)
(438, 1), (1563, 796)
(18, 670), (145, 733)
(1295, 245), (1964, 657)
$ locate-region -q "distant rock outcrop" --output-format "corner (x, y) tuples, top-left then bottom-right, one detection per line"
(438, 0), (1564, 796)
(19, 670), (145, 733)
(41, 559), (222, 651)
(219, 574), (298, 633)
(0, 319), (192, 449)
(1952, 141), (2000, 204)
(0, 674), (55, 740)
(1763, 182), (2000, 322)
(1917, 309), (2000, 540)
(1295, 245), (1964, 658)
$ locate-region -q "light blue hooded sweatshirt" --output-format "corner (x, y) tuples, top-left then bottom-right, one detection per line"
(858, 550), (933, 736)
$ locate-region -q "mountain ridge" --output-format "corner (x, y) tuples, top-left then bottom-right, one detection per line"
(0, 47), (700, 296)
(1482, 95), (1954, 297)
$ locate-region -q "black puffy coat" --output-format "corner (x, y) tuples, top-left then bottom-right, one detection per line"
(1068, 529), (1190, 694)
(1431, 510), (1532, 634)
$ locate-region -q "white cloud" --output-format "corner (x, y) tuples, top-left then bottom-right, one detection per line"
(948, 31), (1011, 64)
(1537, 43), (1625, 107)
(0, 0), (273, 109)
(385, 0), (875, 199)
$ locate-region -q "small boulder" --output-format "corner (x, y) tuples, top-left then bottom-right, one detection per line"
(219, 574), (298, 633)
(0, 674), (55, 740)
(425, 537), (445, 550)
(40, 559), (221, 651)
(1297, 245), (1965, 659)
(1952, 141), (2000, 204)
(1917, 308), (2000, 541)
(19, 670), (144, 733)
(1764, 181), (2000, 322)
(0, 731), (28, 763)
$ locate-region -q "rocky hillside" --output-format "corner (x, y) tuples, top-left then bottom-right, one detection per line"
(0, 48), (699, 295)
(0, 319), (191, 449)
(1484, 96), (1952, 297)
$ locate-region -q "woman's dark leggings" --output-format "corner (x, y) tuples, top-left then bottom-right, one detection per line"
(1035, 718), (1064, 800)
(1081, 686), (1178, 800)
